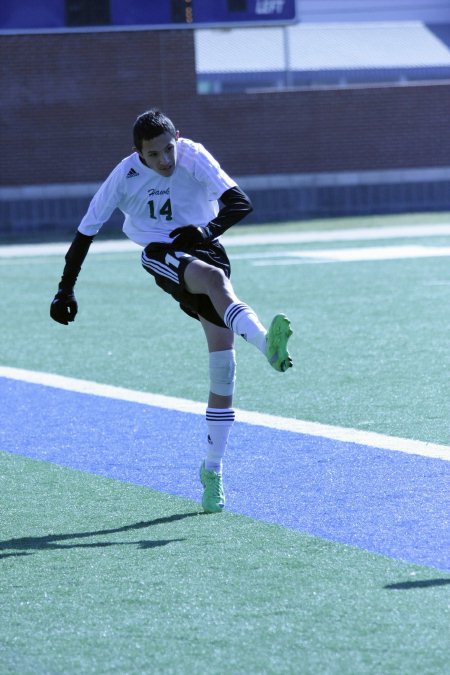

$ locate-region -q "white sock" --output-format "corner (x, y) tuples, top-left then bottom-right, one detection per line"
(223, 302), (267, 354)
(205, 408), (235, 473)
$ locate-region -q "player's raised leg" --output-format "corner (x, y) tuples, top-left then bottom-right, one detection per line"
(184, 258), (293, 372)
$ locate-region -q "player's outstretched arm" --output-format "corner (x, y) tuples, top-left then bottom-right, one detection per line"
(50, 231), (95, 325)
(170, 186), (253, 250)
(209, 185), (253, 235)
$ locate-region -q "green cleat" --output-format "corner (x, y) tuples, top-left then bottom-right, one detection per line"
(266, 313), (293, 372)
(199, 461), (225, 513)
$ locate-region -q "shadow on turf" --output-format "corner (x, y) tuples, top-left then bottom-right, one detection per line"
(384, 578), (450, 590)
(0, 511), (199, 559)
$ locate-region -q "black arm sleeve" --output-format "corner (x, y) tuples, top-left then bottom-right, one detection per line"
(58, 231), (95, 292)
(204, 186), (253, 240)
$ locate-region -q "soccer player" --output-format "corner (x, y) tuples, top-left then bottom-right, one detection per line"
(50, 109), (293, 513)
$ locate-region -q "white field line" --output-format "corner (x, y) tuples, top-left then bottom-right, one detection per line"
(234, 244), (450, 265)
(4, 244), (450, 267)
(1, 223), (450, 258)
(1, 366), (449, 462)
(0, 239), (141, 258)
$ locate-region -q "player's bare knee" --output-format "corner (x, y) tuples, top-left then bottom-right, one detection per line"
(203, 265), (227, 294)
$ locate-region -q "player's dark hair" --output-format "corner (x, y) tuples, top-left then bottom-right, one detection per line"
(133, 109), (176, 150)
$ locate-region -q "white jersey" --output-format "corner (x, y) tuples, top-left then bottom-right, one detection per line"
(78, 137), (236, 247)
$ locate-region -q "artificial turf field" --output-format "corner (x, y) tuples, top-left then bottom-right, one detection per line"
(1, 212), (449, 673)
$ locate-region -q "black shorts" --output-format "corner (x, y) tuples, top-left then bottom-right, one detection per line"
(141, 240), (231, 328)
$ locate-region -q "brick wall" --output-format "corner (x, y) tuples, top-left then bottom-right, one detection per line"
(1, 29), (449, 187)
(0, 30), (197, 185)
(192, 84), (450, 176)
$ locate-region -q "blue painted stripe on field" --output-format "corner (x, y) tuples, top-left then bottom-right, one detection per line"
(1, 377), (449, 571)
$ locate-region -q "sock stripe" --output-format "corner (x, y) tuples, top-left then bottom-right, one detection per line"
(206, 414), (236, 422)
(206, 408), (235, 423)
(224, 303), (248, 331)
(223, 302), (267, 355)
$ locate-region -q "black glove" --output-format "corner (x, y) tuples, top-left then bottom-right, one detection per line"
(50, 288), (78, 325)
(169, 225), (209, 250)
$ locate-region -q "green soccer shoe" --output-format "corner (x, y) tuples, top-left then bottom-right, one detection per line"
(266, 314), (293, 372)
(200, 461), (225, 513)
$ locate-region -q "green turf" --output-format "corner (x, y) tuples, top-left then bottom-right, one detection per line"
(1, 452), (449, 675)
(2, 215), (449, 673)
(1, 213), (449, 444)
(222, 209), (450, 238)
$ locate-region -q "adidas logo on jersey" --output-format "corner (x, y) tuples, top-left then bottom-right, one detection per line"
(126, 168), (139, 178)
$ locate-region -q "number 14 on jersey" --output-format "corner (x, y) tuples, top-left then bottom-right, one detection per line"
(148, 198), (173, 221)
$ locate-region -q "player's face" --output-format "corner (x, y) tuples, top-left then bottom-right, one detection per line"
(138, 131), (179, 177)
